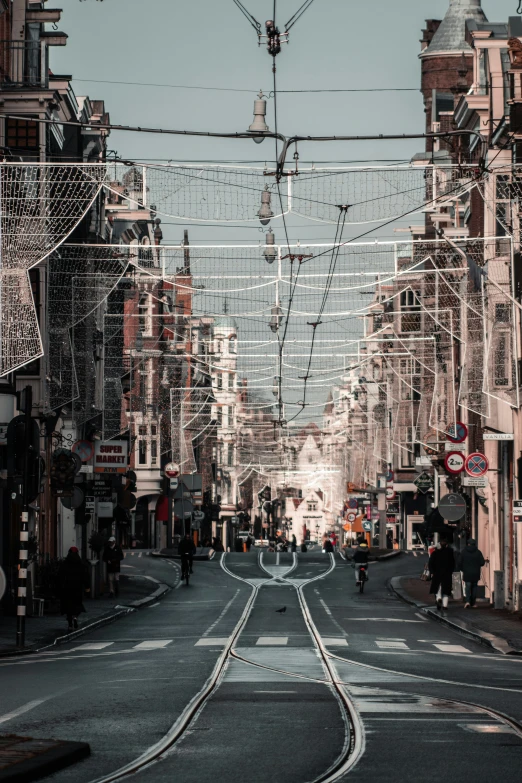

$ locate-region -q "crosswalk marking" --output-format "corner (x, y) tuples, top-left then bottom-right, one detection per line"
(256, 636), (288, 646)
(71, 643), (114, 651)
(433, 644), (471, 653)
(322, 638), (348, 647)
(133, 640), (172, 649)
(375, 641), (409, 649)
(195, 638), (229, 646)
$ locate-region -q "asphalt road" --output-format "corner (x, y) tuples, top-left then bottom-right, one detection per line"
(0, 549), (520, 783)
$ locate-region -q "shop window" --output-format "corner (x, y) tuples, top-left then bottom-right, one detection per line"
(6, 117), (38, 150)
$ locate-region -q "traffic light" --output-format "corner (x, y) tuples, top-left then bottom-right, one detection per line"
(6, 415), (40, 478)
(50, 449), (78, 496)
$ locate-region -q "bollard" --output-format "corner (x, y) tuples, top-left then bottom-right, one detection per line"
(243, 542), (247, 553)
(88, 559), (98, 598)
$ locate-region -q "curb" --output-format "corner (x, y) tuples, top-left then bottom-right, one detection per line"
(389, 576), (522, 656)
(0, 580), (171, 658)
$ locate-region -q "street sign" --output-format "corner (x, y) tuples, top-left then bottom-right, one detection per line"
(97, 500), (113, 518)
(465, 452), (489, 478)
(513, 500), (522, 522)
(165, 462), (180, 478)
(343, 523), (351, 532)
(415, 456), (431, 466)
(193, 510), (205, 522)
(423, 430), (442, 456)
(94, 440), (128, 474)
(447, 422), (468, 444)
(85, 496), (95, 511)
(444, 451), (465, 475)
(169, 478), (179, 490)
(462, 476), (488, 487)
(348, 498), (358, 509)
(347, 512), (356, 523)
(444, 441), (466, 452)
(438, 493), (466, 522)
(72, 440), (94, 462)
(362, 520), (372, 532)
(413, 471), (434, 494)
(387, 468), (394, 483)
(386, 487), (396, 500)
(483, 433), (514, 440)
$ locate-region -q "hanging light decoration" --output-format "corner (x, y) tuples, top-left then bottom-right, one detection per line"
(248, 90), (270, 143)
(263, 230), (276, 263)
(258, 186), (274, 225)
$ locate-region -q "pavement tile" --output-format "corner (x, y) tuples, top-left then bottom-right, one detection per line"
(396, 576), (522, 653)
(0, 734), (90, 781)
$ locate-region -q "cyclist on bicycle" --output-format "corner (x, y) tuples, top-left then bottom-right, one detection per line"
(353, 539), (369, 585)
(178, 532), (196, 577)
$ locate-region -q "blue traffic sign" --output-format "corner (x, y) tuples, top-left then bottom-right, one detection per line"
(447, 422), (468, 444)
(465, 452), (488, 477)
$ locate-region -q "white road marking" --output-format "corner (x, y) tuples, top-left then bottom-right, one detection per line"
(101, 677), (171, 683)
(434, 644), (471, 654)
(320, 599), (332, 616)
(254, 690), (296, 693)
(147, 603), (160, 609)
(415, 613), (428, 621)
(375, 641), (409, 649)
(460, 724), (516, 734)
(201, 589), (241, 637)
(322, 638), (349, 647)
(256, 637), (289, 645)
(0, 699), (48, 724)
(345, 618), (424, 623)
(133, 640), (172, 649)
(195, 638), (229, 646)
(71, 643), (114, 651)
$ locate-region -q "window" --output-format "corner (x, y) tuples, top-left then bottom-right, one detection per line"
(400, 290), (420, 333)
(307, 501), (318, 512)
(216, 407), (222, 426)
(229, 336), (237, 354)
(139, 372), (146, 399)
(6, 118), (38, 150)
(227, 446), (234, 467)
(138, 293), (153, 336)
(151, 439), (157, 465)
(138, 439), (147, 465)
(216, 373), (222, 389)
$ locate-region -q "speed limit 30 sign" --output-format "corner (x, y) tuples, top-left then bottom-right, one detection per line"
(445, 451), (465, 474)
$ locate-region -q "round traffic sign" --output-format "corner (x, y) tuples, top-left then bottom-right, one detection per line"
(348, 498), (358, 509)
(465, 452), (488, 477)
(164, 462), (180, 478)
(72, 440), (94, 462)
(347, 512), (356, 523)
(386, 487), (396, 500)
(444, 451), (465, 475)
(438, 493), (467, 522)
(193, 510), (205, 522)
(447, 422), (468, 444)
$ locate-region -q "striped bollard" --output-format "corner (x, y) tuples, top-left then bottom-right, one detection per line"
(16, 511), (29, 648)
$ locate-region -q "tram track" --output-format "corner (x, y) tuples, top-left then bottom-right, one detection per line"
(85, 552), (522, 783)
(86, 551), (362, 783)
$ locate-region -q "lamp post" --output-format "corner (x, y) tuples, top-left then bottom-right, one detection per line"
(315, 523), (320, 544)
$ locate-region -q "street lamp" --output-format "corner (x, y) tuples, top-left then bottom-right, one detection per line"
(258, 186), (274, 225)
(263, 230), (276, 263)
(248, 90), (270, 143)
(269, 303), (283, 333)
(315, 523), (320, 543)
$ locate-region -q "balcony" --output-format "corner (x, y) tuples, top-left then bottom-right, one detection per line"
(0, 40), (48, 90)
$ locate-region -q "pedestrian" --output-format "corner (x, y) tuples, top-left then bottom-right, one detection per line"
(212, 537), (224, 552)
(245, 534), (253, 552)
(428, 538), (456, 612)
(290, 534), (297, 553)
(103, 536), (124, 597)
(58, 546), (90, 632)
(458, 538), (485, 608)
(353, 538), (370, 584)
(300, 540), (308, 553)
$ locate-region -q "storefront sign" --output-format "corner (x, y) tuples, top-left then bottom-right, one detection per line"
(94, 441), (128, 474)
(483, 433), (514, 441)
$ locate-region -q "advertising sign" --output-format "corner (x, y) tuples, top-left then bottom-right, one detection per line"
(94, 441), (128, 474)
(513, 500), (522, 522)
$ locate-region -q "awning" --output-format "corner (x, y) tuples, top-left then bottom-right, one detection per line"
(156, 496), (169, 522)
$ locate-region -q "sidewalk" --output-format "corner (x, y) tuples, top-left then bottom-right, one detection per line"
(0, 572), (169, 657)
(390, 575), (522, 655)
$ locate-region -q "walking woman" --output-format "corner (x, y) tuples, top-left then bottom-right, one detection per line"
(58, 546), (90, 632)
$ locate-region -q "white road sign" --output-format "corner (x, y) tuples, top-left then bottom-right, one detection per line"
(483, 433), (514, 441)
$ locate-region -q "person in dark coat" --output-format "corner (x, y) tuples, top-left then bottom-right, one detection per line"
(290, 535), (297, 553)
(429, 539), (456, 611)
(353, 540), (370, 584)
(58, 547), (90, 631)
(323, 537), (334, 553)
(212, 537), (224, 552)
(103, 536), (124, 597)
(458, 539), (485, 608)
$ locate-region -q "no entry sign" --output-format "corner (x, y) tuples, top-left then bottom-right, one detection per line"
(444, 451), (465, 475)
(438, 493), (466, 522)
(447, 422), (468, 444)
(465, 452), (489, 478)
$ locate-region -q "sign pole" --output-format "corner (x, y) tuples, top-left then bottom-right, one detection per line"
(16, 385), (32, 649)
(377, 474), (387, 550)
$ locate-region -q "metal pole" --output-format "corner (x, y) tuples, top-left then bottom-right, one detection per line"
(503, 441), (511, 608)
(377, 474), (387, 549)
(16, 385), (32, 649)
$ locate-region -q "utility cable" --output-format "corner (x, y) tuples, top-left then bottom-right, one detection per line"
(285, 0), (317, 31)
(231, 0), (262, 33)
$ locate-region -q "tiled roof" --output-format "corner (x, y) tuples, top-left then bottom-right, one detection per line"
(420, 0), (487, 58)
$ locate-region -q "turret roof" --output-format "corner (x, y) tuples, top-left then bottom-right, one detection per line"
(420, 0), (487, 58)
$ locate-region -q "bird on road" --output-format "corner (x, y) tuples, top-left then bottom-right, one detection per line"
(275, 606), (286, 613)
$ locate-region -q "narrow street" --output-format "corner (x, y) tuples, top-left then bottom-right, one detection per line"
(1, 551), (521, 782)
